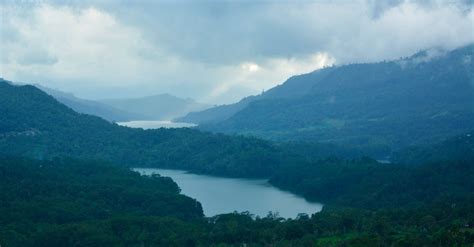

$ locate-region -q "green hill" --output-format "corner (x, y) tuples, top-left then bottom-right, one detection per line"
(0, 79), (298, 178)
(182, 45), (474, 157)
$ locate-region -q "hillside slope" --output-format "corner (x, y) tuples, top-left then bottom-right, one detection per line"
(177, 67), (338, 124)
(188, 45), (474, 156)
(0, 79), (301, 178)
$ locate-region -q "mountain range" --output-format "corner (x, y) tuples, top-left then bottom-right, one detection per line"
(178, 44), (474, 156)
(36, 85), (146, 122)
(1, 59), (473, 246)
(100, 94), (210, 121)
(35, 85), (210, 122)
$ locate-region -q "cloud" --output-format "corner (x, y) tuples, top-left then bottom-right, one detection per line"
(91, 0), (473, 64)
(331, 0), (474, 63)
(241, 63), (260, 73)
(0, 4), (183, 96)
(0, 0), (473, 104)
(16, 49), (58, 66)
(202, 52), (335, 103)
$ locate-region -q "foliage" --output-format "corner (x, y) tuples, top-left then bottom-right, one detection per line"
(193, 44), (474, 157)
(1, 67), (473, 246)
(270, 157), (474, 208)
(393, 131), (474, 165)
(0, 80), (304, 178)
(1, 157), (473, 247)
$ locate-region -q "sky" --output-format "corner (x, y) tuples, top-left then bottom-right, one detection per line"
(0, 0), (473, 104)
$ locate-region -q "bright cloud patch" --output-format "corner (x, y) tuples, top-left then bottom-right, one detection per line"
(241, 62), (260, 73)
(1, 5), (164, 90)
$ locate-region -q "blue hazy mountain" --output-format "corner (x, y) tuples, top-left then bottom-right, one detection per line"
(37, 85), (210, 122)
(36, 85), (145, 122)
(101, 94), (211, 120)
(180, 44), (474, 156)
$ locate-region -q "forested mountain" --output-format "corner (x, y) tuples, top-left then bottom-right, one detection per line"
(1, 78), (473, 246)
(101, 94), (211, 120)
(36, 85), (146, 122)
(0, 79), (301, 178)
(181, 44), (474, 156)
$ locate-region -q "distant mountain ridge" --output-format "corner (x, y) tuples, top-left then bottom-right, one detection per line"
(31, 84), (210, 122)
(101, 94), (211, 121)
(36, 85), (145, 122)
(176, 65), (341, 124)
(180, 44), (474, 156)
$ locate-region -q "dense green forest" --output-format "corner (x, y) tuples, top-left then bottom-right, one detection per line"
(1, 78), (473, 246)
(183, 45), (474, 157)
(392, 131), (474, 165)
(1, 154), (473, 246)
(270, 157), (474, 208)
(0, 157), (203, 246)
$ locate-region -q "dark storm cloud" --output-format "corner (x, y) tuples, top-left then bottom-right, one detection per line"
(1, 0), (473, 103)
(59, 0), (473, 64)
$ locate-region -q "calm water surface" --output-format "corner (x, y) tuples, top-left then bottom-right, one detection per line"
(117, 120), (197, 129)
(135, 168), (323, 219)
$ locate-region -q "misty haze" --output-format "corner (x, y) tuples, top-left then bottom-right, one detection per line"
(0, 1), (473, 246)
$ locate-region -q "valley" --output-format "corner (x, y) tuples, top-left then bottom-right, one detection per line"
(0, 66), (473, 245)
(0, 5), (473, 244)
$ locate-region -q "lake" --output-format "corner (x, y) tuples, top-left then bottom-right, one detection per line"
(117, 120), (197, 129)
(135, 168), (323, 219)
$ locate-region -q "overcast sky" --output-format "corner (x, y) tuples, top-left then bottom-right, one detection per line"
(1, 0), (473, 104)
